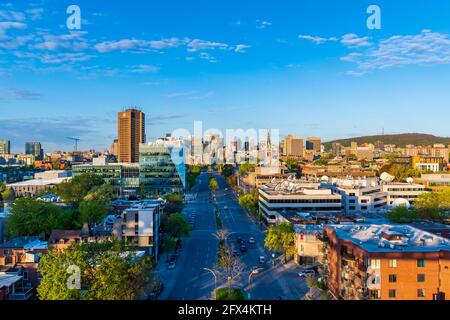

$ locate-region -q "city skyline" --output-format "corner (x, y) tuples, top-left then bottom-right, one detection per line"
(1, 0), (450, 153)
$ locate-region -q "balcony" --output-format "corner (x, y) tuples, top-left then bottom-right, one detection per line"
(9, 284), (34, 300)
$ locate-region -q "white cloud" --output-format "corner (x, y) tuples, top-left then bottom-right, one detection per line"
(129, 64), (160, 73)
(256, 20), (272, 29)
(0, 10), (25, 21)
(0, 21), (26, 36)
(340, 33), (372, 48)
(25, 8), (44, 21)
(235, 44), (251, 53)
(298, 35), (338, 44)
(187, 39), (229, 52)
(34, 31), (89, 51)
(342, 30), (450, 73)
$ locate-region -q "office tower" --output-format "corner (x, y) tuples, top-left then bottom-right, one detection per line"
(331, 143), (343, 157)
(110, 139), (118, 156)
(283, 134), (303, 158)
(306, 137), (321, 152)
(25, 142), (43, 160)
(0, 140), (10, 155)
(118, 108), (145, 163)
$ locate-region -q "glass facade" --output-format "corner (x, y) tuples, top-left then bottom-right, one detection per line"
(72, 164), (140, 196)
(139, 143), (186, 195)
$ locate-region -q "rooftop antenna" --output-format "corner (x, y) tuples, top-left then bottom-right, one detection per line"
(67, 137), (81, 152)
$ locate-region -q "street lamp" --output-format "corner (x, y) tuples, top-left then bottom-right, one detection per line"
(203, 268), (217, 298)
(272, 253), (276, 266)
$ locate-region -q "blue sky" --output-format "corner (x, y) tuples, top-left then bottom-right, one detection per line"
(1, 0), (450, 153)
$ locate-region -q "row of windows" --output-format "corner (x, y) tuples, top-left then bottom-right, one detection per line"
(388, 289), (426, 298)
(371, 258), (426, 269)
(389, 274), (425, 283)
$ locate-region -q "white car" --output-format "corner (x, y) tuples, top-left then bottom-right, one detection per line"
(259, 256), (266, 264)
(248, 237), (256, 244)
(298, 270), (315, 277)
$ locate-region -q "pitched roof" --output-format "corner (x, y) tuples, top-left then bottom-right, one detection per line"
(48, 230), (82, 244)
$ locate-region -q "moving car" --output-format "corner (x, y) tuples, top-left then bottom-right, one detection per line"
(248, 237), (255, 244)
(232, 249), (240, 257)
(298, 270), (316, 277)
(259, 256), (266, 264)
(168, 262), (176, 270)
(240, 245), (247, 252)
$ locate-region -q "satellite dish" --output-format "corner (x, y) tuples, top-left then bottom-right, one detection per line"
(320, 176), (329, 182)
(392, 198), (411, 209)
(406, 177), (414, 184)
(380, 172), (395, 183)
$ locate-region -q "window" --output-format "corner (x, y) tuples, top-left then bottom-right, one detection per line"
(417, 274), (425, 283)
(389, 259), (397, 268)
(370, 259), (381, 269)
(389, 289), (397, 298)
(417, 259), (425, 268)
(388, 274), (397, 283)
(369, 290), (381, 300)
(417, 289), (426, 298)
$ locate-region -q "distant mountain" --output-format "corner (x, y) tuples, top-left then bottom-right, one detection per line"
(324, 133), (450, 149)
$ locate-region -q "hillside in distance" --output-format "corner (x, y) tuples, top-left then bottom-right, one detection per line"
(324, 133), (450, 148)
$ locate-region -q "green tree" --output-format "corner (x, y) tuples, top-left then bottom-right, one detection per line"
(1, 186), (14, 202)
(264, 223), (296, 263)
(166, 213), (190, 238)
(387, 206), (418, 224)
(238, 190), (259, 218)
(414, 191), (450, 222)
(55, 174), (105, 206)
(162, 193), (184, 214)
(55, 209), (82, 230)
(6, 198), (64, 237)
(209, 177), (219, 195)
(238, 162), (255, 176)
(38, 240), (156, 300)
(78, 201), (109, 228)
(83, 184), (115, 203)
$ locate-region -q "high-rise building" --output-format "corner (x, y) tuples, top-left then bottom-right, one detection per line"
(283, 135), (303, 158)
(110, 139), (118, 157)
(306, 137), (321, 153)
(25, 142), (43, 160)
(118, 108), (145, 163)
(0, 140), (10, 155)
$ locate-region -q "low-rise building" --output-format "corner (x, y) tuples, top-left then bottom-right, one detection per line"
(113, 200), (164, 259)
(322, 224), (450, 300)
(381, 182), (428, 207)
(412, 156), (447, 172)
(414, 174), (450, 192)
(332, 178), (388, 214)
(258, 179), (342, 225)
(294, 224), (324, 266)
(6, 171), (72, 197)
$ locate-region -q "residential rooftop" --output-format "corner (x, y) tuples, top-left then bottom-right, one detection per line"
(327, 224), (450, 253)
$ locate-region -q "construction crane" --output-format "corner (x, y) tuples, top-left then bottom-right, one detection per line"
(67, 137), (81, 152)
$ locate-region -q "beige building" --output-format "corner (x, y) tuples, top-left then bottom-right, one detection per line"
(294, 225), (325, 266)
(118, 108), (145, 163)
(283, 135), (304, 158)
(306, 137), (321, 153)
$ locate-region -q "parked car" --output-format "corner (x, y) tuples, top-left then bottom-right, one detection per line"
(259, 256), (266, 264)
(168, 262), (176, 270)
(248, 237), (255, 244)
(240, 245), (247, 253)
(232, 249), (240, 257)
(298, 270), (316, 277)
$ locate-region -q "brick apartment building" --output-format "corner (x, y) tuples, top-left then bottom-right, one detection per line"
(322, 224), (450, 300)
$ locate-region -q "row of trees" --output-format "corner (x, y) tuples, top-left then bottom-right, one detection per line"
(237, 190), (259, 219)
(37, 240), (156, 300)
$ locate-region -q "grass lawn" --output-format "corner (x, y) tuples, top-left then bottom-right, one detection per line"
(215, 287), (245, 300)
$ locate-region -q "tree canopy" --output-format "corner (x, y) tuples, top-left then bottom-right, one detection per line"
(6, 198), (64, 237)
(238, 190), (259, 217)
(55, 174), (106, 206)
(264, 223), (296, 262)
(209, 177), (219, 194)
(37, 240), (156, 300)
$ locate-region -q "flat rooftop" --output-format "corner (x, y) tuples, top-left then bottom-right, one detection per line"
(327, 224), (450, 253)
(6, 177), (71, 187)
(260, 182), (338, 197)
